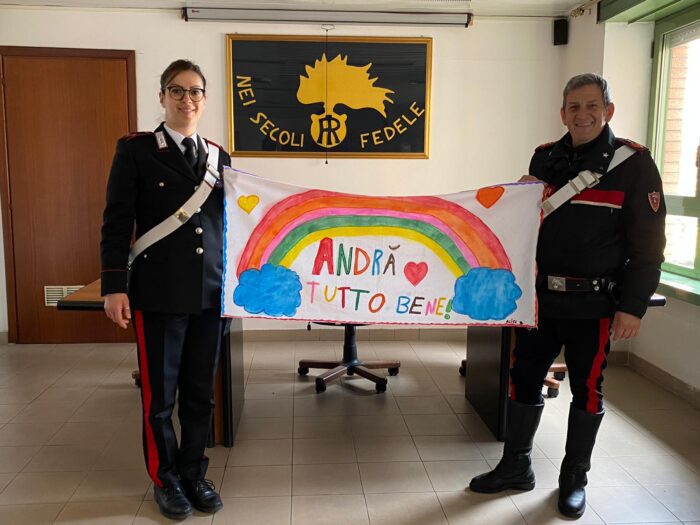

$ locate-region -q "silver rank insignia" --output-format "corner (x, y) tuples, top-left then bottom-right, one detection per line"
(155, 131), (168, 150)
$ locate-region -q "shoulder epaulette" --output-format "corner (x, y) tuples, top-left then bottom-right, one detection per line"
(205, 138), (224, 150)
(124, 131), (153, 141)
(535, 141), (556, 152)
(615, 138), (647, 152)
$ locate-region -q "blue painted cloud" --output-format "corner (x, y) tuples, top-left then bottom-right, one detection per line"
(234, 263), (302, 317)
(452, 268), (522, 321)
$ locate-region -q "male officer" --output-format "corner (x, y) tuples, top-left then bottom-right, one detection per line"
(101, 60), (230, 520)
(469, 73), (666, 519)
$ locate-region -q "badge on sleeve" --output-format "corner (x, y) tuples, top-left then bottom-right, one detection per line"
(648, 191), (661, 212)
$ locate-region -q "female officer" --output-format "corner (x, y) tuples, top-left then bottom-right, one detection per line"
(100, 59), (230, 520)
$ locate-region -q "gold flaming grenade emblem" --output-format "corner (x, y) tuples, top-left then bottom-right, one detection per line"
(297, 54), (394, 149)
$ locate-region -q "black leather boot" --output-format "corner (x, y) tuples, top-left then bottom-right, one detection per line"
(558, 405), (604, 519)
(153, 483), (192, 520)
(470, 400), (545, 493)
(182, 478), (223, 514)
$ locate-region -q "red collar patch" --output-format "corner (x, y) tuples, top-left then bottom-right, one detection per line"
(648, 191), (661, 212)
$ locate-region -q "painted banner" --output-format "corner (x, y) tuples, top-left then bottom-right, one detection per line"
(222, 169), (543, 327)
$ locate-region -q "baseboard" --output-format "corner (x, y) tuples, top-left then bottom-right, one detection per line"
(0, 331), (7, 344)
(243, 327), (467, 343)
(629, 352), (700, 409)
(607, 349), (629, 366)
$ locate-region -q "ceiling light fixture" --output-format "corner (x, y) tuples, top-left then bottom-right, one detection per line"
(182, 7), (473, 27)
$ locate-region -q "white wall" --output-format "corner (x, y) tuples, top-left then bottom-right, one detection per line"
(603, 21), (655, 143)
(632, 297), (700, 390)
(561, 9), (606, 91)
(0, 6), (565, 332)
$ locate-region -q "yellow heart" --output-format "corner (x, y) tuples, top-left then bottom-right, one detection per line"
(237, 195), (260, 214)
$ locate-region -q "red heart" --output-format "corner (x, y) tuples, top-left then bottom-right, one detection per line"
(404, 262), (428, 286)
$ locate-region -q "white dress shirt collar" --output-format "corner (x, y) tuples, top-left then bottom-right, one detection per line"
(163, 124), (200, 154)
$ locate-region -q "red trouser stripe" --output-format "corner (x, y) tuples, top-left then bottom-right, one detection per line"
(134, 310), (163, 487)
(508, 342), (517, 400)
(586, 318), (610, 413)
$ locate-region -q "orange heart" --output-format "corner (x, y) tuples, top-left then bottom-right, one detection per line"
(476, 186), (505, 208)
(237, 195), (259, 214)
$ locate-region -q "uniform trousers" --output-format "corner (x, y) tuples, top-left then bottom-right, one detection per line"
(134, 308), (223, 487)
(510, 316), (612, 413)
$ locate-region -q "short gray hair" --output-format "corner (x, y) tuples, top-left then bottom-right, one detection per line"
(562, 73), (612, 108)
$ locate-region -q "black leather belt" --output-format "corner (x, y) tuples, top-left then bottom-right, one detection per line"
(538, 275), (610, 293)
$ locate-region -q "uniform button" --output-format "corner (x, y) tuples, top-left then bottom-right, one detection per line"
(194, 185), (199, 190)
(196, 247), (204, 255)
(195, 227), (203, 235)
(158, 182), (165, 187)
(196, 208), (201, 213)
(143, 254), (148, 259)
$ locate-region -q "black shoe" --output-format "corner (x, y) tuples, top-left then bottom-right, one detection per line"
(557, 405), (604, 519)
(558, 471), (587, 518)
(469, 460), (536, 493)
(469, 400), (544, 493)
(182, 478), (223, 514)
(154, 483), (192, 520)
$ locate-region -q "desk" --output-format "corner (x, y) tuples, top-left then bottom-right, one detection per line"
(464, 294), (667, 441)
(465, 327), (512, 441)
(57, 280), (244, 447)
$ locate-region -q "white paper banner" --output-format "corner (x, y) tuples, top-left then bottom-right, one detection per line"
(222, 168), (543, 327)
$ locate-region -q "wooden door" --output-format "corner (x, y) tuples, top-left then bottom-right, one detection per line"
(0, 48), (136, 343)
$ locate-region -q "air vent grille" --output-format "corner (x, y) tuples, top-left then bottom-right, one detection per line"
(44, 285), (84, 307)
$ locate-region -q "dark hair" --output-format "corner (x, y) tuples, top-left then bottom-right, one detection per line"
(562, 73), (611, 109)
(159, 59), (206, 91)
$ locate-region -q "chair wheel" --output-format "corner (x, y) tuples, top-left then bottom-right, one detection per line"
(458, 365), (466, 377)
(298, 367), (309, 376)
(388, 367), (399, 376)
(347, 367), (355, 376)
(315, 381), (326, 393)
(547, 387), (559, 398)
(376, 381), (387, 393)
(553, 372), (565, 380)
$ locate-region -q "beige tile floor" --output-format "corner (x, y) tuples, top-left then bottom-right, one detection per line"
(0, 339), (699, 524)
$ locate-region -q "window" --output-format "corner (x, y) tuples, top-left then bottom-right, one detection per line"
(651, 9), (700, 281)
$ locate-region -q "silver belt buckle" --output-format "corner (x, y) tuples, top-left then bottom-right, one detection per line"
(547, 276), (566, 292)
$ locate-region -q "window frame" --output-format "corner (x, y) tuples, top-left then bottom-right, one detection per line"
(648, 3), (700, 281)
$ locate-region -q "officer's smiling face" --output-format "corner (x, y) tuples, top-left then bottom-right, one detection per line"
(560, 84), (614, 148)
(159, 70), (206, 134)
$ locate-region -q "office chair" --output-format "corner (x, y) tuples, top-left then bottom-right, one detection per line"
(298, 323), (400, 393)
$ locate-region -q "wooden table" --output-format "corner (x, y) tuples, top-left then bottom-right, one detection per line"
(57, 280), (244, 447)
(465, 327), (512, 441)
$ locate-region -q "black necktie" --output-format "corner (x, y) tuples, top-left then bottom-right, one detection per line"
(182, 137), (197, 170)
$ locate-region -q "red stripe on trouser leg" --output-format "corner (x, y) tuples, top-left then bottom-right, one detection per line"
(134, 310), (163, 487)
(509, 344), (517, 401)
(586, 318), (610, 414)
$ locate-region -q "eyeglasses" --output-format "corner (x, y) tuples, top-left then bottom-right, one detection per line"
(164, 85), (206, 102)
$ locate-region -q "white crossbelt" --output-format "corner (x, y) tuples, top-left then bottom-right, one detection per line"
(127, 143), (220, 269)
(541, 144), (636, 217)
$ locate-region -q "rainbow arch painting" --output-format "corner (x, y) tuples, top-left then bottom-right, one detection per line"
(222, 168), (543, 326)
